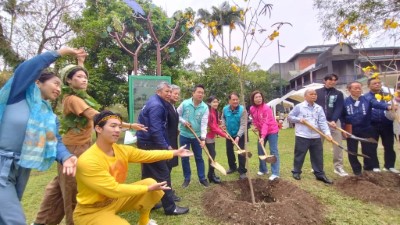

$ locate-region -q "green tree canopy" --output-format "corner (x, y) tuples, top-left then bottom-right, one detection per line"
(314, 0), (400, 41)
(191, 55), (283, 108)
(66, 0), (193, 107)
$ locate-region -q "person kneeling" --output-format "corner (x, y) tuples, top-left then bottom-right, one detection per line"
(73, 110), (192, 225)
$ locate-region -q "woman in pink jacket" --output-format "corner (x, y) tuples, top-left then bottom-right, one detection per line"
(206, 96), (228, 183)
(249, 90), (280, 181)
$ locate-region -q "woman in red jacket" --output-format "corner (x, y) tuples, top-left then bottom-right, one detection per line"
(249, 90), (280, 181)
(205, 96), (228, 183)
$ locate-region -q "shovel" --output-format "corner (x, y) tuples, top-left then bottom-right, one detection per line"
(250, 129), (277, 164)
(222, 128), (253, 158)
(332, 125), (378, 144)
(186, 125), (227, 175)
(302, 120), (370, 158)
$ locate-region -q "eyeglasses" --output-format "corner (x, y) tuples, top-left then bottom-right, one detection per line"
(328, 78), (337, 81)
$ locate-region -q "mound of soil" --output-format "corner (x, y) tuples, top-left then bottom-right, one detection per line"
(203, 178), (325, 225)
(334, 172), (400, 208)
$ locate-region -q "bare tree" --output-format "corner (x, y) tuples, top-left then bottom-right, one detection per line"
(142, 9), (194, 75)
(2, 0), (84, 59)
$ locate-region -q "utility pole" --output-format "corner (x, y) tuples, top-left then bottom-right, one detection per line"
(277, 40), (284, 97)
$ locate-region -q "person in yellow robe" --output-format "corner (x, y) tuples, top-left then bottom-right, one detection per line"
(73, 110), (192, 225)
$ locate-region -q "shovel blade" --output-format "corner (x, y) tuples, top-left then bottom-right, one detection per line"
(265, 155), (277, 164)
(258, 155), (277, 164)
(236, 150), (253, 158)
(349, 135), (378, 144)
(211, 161), (227, 175)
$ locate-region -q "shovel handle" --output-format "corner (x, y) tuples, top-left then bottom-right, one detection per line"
(303, 120), (333, 141)
(304, 121), (369, 158)
(222, 128), (243, 150)
(331, 125), (352, 136)
(186, 125), (215, 163)
(251, 129), (269, 156)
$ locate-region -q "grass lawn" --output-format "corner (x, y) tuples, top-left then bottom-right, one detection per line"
(23, 128), (400, 225)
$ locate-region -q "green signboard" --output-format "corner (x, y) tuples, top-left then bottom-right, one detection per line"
(128, 75), (171, 123)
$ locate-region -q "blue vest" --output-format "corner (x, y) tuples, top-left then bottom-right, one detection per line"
(179, 98), (208, 138)
(223, 105), (244, 136)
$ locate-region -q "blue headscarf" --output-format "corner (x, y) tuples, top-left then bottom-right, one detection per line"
(0, 76), (57, 171)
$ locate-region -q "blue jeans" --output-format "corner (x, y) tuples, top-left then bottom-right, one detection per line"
(258, 133), (280, 176)
(180, 135), (206, 181)
(0, 160), (31, 225)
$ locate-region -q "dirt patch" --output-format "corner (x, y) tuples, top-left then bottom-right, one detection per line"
(334, 172), (400, 208)
(203, 178), (325, 225)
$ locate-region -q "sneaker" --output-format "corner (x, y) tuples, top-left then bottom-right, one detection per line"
(269, 175), (279, 181)
(334, 168), (349, 177)
(147, 219), (158, 225)
(199, 179), (209, 187)
(373, 168), (381, 172)
(182, 180), (190, 188)
(383, 168), (400, 174)
(257, 171), (264, 176)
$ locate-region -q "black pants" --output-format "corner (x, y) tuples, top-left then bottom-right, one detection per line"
(206, 142), (217, 177)
(292, 136), (325, 178)
(137, 142), (175, 214)
(226, 136), (247, 174)
(373, 122), (396, 169)
(347, 127), (379, 174)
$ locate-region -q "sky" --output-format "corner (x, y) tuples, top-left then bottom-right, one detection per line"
(151, 0), (337, 70)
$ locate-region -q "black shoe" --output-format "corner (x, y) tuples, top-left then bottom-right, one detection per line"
(172, 194), (181, 202)
(165, 206), (190, 215)
(182, 180), (190, 188)
(151, 202), (162, 210)
(292, 173), (301, 180)
(316, 176), (333, 184)
(239, 173), (247, 180)
(354, 171), (362, 176)
(199, 179), (210, 187)
(208, 175), (221, 184)
(226, 168), (237, 174)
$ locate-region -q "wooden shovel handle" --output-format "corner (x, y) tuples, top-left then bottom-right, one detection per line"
(186, 125), (215, 162)
(251, 129), (269, 156)
(332, 125), (352, 136)
(303, 120), (369, 158)
(302, 120), (337, 145)
(222, 128), (243, 150)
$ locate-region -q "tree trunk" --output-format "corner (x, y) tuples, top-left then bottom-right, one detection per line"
(133, 54), (138, 75)
(156, 43), (162, 75)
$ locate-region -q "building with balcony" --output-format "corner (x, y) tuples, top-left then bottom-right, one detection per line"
(268, 43), (400, 95)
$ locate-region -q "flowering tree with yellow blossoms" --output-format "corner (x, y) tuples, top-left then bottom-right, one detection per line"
(335, 15), (400, 119)
(195, 0), (291, 204)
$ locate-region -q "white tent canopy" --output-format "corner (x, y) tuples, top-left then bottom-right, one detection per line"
(281, 83), (324, 102)
(281, 82), (394, 103)
(267, 98), (294, 118)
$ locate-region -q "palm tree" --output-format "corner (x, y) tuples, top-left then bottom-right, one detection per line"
(210, 1), (244, 57)
(1, 0), (35, 69)
(195, 8), (213, 56)
(2, 0), (35, 46)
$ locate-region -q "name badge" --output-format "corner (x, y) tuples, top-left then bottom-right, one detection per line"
(354, 101), (360, 107)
